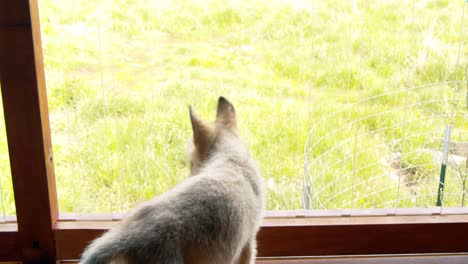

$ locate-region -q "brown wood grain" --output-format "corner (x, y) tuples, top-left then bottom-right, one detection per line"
(0, 0), (58, 263)
(0, 224), (19, 261)
(55, 253), (468, 264)
(57, 211), (468, 225)
(256, 254), (468, 264)
(52, 214), (468, 260)
(257, 221), (468, 256)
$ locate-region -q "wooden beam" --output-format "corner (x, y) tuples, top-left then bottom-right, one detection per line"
(0, 0), (58, 263)
(0, 224), (19, 261)
(256, 253), (468, 264)
(57, 207), (468, 220)
(53, 214), (468, 260)
(56, 253), (468, 264)
(257, 218), (468, 256)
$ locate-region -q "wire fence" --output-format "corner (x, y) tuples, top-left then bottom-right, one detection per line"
(303, 83), (467, 210)
(303, 0), (468, 211)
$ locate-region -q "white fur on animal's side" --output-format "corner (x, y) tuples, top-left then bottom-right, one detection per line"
(79, 97), (265, 264)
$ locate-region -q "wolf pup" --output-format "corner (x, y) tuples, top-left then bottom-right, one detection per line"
(80, 97), (265, 264)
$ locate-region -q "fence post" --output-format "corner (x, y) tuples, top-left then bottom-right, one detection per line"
(436, 125), (452, 207)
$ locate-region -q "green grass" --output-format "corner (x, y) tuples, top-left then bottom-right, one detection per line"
(0, 0), (467, 215)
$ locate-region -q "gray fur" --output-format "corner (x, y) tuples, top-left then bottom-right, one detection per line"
(80, 97), (265, 264)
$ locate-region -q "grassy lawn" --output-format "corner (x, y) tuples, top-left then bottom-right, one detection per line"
(0, 0), (467, 215)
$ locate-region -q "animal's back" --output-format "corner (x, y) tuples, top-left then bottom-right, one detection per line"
(81, 172), (261, 264)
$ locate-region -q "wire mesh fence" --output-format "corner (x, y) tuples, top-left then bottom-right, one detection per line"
(302, 0), (467, 212)
(303, 82), (467, 211)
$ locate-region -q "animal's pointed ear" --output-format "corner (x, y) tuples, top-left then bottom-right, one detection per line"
(216, 96), (236, 129)
(189, 106), (214, 156)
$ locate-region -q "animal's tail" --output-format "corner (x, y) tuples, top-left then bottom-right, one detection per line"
(79, 222), (184, 264)
(79, 230), (128, 264)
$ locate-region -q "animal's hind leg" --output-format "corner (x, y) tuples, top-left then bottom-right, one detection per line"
(236, 238), (256, 264)
(153, 247), (184, 264)
(146, 253), (183, 264)
(159, 254), (183, 264)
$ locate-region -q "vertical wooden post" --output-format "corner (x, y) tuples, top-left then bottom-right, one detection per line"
(0, 0), (58, 263)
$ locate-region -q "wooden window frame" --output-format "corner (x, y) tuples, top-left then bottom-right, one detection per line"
(0, 1), (467, 263)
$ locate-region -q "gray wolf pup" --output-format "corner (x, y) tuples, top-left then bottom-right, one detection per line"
(80, 96), (265, 264)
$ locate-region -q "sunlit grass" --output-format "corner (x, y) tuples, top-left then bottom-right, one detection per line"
(0, 0), (466, 215)
(0, 89), (14, 217)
